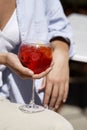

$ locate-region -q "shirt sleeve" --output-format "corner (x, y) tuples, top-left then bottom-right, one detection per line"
(45, 0), (75, 58)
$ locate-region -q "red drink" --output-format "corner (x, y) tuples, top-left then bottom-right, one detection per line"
(18, 43), (52, 74)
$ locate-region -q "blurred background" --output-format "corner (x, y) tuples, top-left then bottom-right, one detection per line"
(59, 0), (87, 130)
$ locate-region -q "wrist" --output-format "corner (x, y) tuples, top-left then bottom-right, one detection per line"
(51, 41), (70, 61)
(51, 40), (69, 52)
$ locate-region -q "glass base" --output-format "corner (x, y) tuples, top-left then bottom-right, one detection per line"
(19, 104), (45, 113)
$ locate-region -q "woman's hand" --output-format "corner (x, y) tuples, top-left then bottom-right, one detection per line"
(2, 52), (52, 79)
(5, 52), (34, 79)
(40, 41), (70, 110)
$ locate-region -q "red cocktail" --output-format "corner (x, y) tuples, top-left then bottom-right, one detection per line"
(18, 43), (52, 74)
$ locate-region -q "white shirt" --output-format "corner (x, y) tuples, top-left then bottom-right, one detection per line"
(0, 9), (20, 71)
(0, 10), (20, 52)
(0, 0), (75, 105)
(16, 0), (75, 57)
(0, 10), (25, 103)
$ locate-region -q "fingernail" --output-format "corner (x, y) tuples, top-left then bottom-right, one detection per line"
(28, 70), (34, 75)
(63, 99), (66, 103)
(44, 104), (48, 109)
(55, 105), (59, 109)
(51, 62), (54, 66)
(49, 67), (52, 70)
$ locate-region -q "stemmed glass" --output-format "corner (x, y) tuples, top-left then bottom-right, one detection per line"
(18, 41), (52, 113)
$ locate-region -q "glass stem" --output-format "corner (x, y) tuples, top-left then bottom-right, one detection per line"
(29, 79), (35, 106)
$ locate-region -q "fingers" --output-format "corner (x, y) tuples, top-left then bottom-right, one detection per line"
(17, 67), (34, 79)
(48, 84), (59, 109)
(63, 81), (69, 102)
(6, 53), (34, 79)
(55, 83), (65, 109)
(54, 81), (69, 110)
(14, 62), (52, 79)
(44, 80), (69, 110)
(13, 62), (34, 79)
(44, 80), (53, 107)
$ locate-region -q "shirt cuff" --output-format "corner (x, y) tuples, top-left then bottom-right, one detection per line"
(50, 36), (70, 47)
